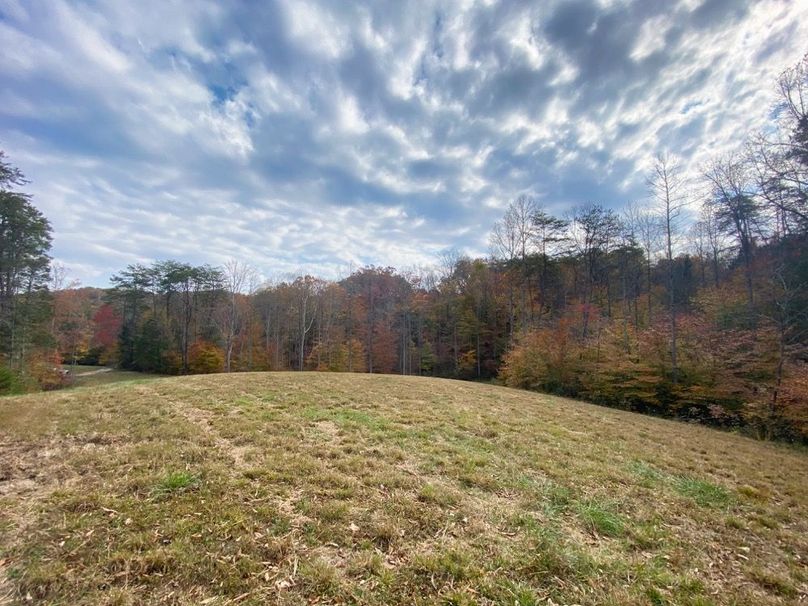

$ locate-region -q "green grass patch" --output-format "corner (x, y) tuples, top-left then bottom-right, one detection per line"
(154, 471), (198, 495)
(517, 527), (596, 584)
(575, 499), (626, 537)
(673, 475), (732, 507)
(628, 459), (665, 486)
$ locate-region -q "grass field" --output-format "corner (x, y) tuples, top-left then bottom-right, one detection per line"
(0, 373), (806, 605)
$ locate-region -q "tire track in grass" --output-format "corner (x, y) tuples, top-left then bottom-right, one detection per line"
(169, 398), (251, 471)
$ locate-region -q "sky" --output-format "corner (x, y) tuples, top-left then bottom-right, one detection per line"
(1, 0), (806, 287)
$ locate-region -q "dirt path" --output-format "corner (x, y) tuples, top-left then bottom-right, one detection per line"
(0, 436), (92, 605)
(72, 367), (113, 377)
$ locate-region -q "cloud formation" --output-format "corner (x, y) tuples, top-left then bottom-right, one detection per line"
(1, 0), (806, 285)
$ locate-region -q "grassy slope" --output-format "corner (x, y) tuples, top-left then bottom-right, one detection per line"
(0, 373), (805, 606)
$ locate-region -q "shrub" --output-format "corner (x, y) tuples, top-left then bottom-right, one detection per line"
(0, 364), (21, 395)
(188, 341), (224, 374)
(26, 351), (69, 391)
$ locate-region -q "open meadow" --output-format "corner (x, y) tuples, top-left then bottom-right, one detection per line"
(1, 373), (806, 605)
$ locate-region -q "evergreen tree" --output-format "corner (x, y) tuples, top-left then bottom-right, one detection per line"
(0, 151), (52, 368)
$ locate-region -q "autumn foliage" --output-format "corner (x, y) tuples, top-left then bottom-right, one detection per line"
(501, 276), (808, 440)
(188, 341), (224, 374)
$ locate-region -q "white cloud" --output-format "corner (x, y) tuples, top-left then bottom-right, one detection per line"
(285, 1), (350, 60)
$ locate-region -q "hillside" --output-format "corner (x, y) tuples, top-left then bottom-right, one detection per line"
(1, 373), (806, 605)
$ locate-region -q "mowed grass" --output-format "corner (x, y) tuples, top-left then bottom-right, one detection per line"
(0, 373), (806, 605)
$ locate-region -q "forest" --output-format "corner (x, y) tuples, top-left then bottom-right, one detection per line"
(2, 55), (807, 441)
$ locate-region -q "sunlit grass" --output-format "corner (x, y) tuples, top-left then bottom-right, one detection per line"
(0, 372), (805, 605)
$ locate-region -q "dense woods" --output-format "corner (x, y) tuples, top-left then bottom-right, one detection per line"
(2, 54), (807, 441)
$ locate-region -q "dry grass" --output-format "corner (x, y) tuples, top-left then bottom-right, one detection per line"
(0, 372), (806, 605)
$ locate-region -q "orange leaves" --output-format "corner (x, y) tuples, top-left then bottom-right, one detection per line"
(500, 318), (583, 393)
(188, 341), (224, 374)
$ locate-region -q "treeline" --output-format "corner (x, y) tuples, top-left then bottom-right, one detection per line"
(94, 261), (500, 378)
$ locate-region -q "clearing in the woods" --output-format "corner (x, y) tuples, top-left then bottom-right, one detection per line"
(0, 372), (805, 605)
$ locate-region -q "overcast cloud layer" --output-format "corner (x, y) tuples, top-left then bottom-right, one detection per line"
(1, 0), (806, 285)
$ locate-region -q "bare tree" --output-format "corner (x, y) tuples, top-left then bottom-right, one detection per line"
(624, 201), (663, 322)
(437, 249), (462, 285)
(530, 208), (568, 322)
(568, 203), (620, 339)
(689, 219), (709, 288)
(49, 262), (68, 359)
(48, 263), (85, 367)
(489, 195), (536, 261)
(704, 155), (761, 312)
(692, 203), (727, 288)
(746, 55), (808, 235)
(221, 260), (256, 372)
(648, 153), (687, 382)
(748, 133), (807, 235)
(777, 52), (808, 168)
(489, 195), (539, 333)
(762, 264), (808, 438)
(294, 276), (320, 371)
